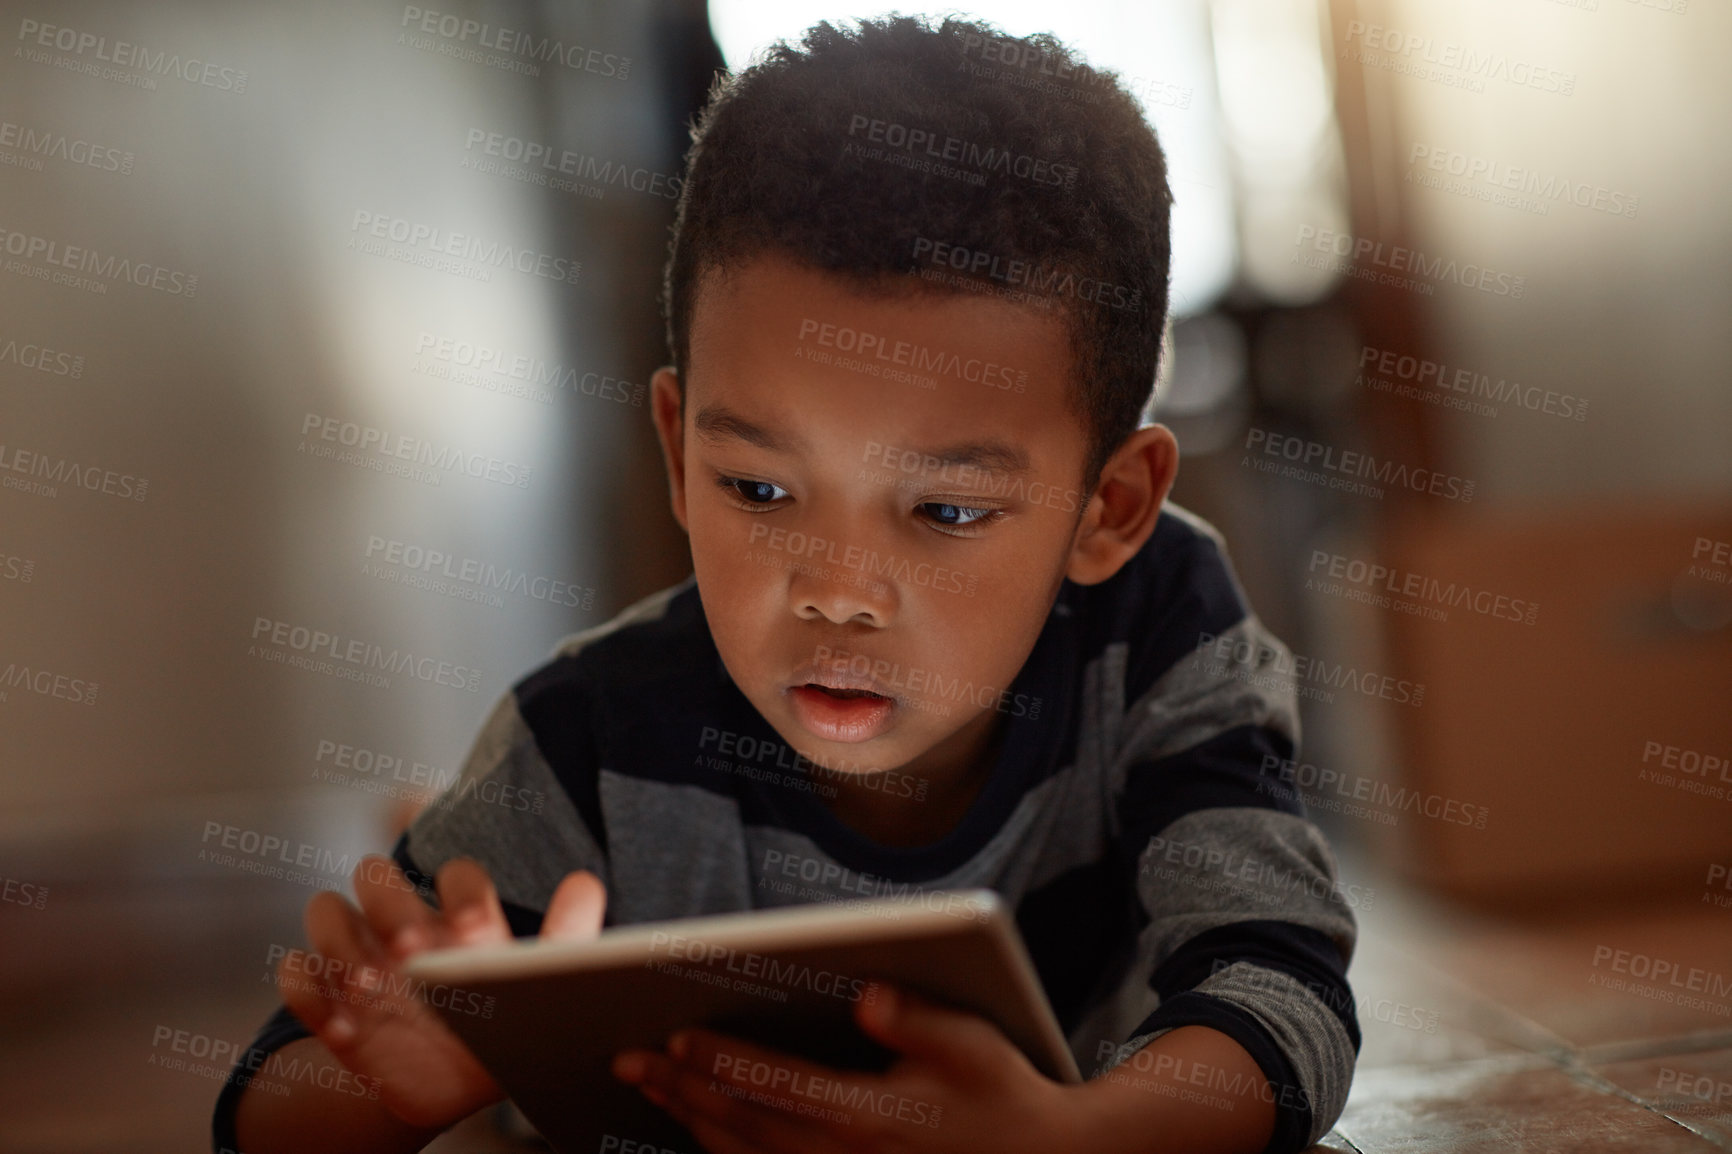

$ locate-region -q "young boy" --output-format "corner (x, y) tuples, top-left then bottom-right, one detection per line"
(215, 16), (1359, 1154)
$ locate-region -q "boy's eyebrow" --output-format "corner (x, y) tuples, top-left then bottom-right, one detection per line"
(692, 406), (803, 453)
(917, 440), (1032, 475)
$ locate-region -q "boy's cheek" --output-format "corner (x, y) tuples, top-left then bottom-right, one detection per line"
(688, 520), (768, 593)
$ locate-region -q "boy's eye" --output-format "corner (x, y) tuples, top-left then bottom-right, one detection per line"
(719, 475), (788, 505)
(921, 501), (999, 527)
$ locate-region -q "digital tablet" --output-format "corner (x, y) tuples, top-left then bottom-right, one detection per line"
(404, 888), (1081, 1152)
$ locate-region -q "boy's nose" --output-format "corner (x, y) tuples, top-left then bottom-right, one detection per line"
(788, 565), (895, 627)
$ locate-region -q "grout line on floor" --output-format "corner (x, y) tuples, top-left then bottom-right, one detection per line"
(1555, 1050), (1732, 1151)
(1572, 1029), (1732, 1069)
(1320, 1126), (1369, 1153)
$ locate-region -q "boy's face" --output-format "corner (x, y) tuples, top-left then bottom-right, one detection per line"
(652, 255), (1118, 781)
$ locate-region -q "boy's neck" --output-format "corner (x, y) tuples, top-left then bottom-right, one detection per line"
(815, 708), (1007, 848)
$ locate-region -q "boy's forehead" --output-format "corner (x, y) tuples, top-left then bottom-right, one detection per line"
(686, 255), (1087, 460)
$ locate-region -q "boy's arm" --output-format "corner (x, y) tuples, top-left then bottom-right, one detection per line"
(1102, 613), (1362, 1152)
(214, 681), (607, 1152)
(222, 850), (604, 1154)
(211, 836), (437, 1154)
(1064, 516), (1361, 1151)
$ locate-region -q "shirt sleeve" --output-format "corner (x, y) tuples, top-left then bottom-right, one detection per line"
(1095, 521), (1361, 1153)
(209, 676), (605, 1152)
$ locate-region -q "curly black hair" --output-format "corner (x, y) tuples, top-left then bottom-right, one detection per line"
(663, 14), (1173, 490)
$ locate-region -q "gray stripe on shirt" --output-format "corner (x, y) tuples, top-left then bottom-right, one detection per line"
(1115, 616), (1301, 777)
(601, 771), (756, 922)
(1135, 806), (1357, 965)
(405, 690), (609, 911)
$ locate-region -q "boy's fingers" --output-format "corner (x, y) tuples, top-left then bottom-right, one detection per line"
(303, 890), (387, 976)
(855, 982), (1011, 1077)
(541, 870), (606, 940)
(432, 857), (513, 947)
(353, 854), (441, 958)
(288, 891), (389, 1039)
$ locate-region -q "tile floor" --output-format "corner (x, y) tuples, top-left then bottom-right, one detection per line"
(1314, 850), (1732, 1152)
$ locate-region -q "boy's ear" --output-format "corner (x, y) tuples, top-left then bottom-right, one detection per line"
(649, 367), (690, 533)
(1066, 425), (1179, 586)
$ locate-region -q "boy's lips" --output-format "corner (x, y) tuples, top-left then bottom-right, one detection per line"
(784, 660), (898, 743)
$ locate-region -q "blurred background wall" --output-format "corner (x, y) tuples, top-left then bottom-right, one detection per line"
(0, 1), (714, 1140)
(1, 0), (1727, 1148)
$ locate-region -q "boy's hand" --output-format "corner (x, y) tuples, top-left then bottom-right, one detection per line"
(612, 982), (1083, 1154)
(278, 854), (606, 1131)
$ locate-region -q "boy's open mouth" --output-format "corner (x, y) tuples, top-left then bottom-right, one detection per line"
(785, 673), (898, 743)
